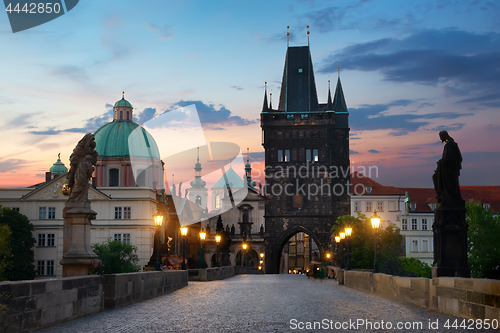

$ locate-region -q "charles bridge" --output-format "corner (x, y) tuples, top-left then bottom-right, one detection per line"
(1, 266), (499, 332)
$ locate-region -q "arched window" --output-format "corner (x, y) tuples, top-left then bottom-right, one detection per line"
(120, 111), (123, 120)
(243, 210), (249, 223)
(215, 194), (221, 209)
(196, 196), (202, 206)
(126, 111), (130, 120)
(109, 169), (119, 187)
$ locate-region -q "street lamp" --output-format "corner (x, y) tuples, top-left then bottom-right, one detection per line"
(153, 211), (164, 271)
(345, 226), (353, 271)
(371, 211), (381, 273)
(334, 236), (341, 267)
(340, 232), (346, 269)
(241, 243), (248, 267)
(215, 235), (221, 267)
(180, 226), (188, 270)
(196, 230), (208, 268)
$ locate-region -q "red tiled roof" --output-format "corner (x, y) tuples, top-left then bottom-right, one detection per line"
(350, 172), (405, 195)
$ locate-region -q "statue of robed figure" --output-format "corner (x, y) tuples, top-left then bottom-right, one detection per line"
(431, 131), (469, 278)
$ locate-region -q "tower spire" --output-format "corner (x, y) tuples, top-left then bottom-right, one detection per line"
(332, 66), (348, 113)
(122, 91), (125, 99)
(269, 91), (272, 109)
(327, 80), (333, 110)
(307, 25), (310, 47)
(286, 26), (290, 48)
(262, 82), (269, 112)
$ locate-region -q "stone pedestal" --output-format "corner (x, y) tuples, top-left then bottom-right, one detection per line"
(60, 202), (101, 277)
(432, 202), (470, 278)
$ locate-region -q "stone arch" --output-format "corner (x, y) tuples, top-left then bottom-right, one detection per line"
(267, 224), (326, 274)
(236, 248), (259, 267)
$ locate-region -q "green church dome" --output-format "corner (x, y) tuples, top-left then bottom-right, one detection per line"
(94, 120), (160, 159)
(49, 157), (68, 174)
(114, 97), (132, 108)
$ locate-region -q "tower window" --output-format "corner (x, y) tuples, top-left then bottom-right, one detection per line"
(215, 194), (221, 209)
(287, 114), (294, 120)
(127, 111), (130, 120)
(298, 68), (303, 73)
(313, 149), (318, 162)
(301, 114), (308, 120)
(109, 169), (119, 186)
(196, 196), (202, 206)
(120, 110), (123, 120)
(278, 150), (283, 162)
(285, 150), (290, 162)
(306, 149), (311, 162)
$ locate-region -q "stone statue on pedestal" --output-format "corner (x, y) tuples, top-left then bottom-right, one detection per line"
(431, 131), (470, 278)
(60, 133), (101, 277)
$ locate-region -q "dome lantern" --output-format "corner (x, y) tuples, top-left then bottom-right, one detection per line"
(113, 91), (133, 121)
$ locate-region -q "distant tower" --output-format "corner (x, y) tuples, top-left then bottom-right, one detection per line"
(261, 42), (350, 274)
(46, 153), (68, 181)
(188, 147), (208, 209)
(245, 148), (256, 189)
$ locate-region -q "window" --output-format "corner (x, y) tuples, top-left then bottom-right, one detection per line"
(354, 202), (361, 212)
(428, 203), (436, 211)
(377, 201), (384, 212)
(11, 207), (20, 212)
(483, 203), (491, 210)
(215, 194), (221, 209)
(114, 234), (122, 242)
(48, 207), (55, 219)
(402, 218), (408, 230)
(126, 111), (130, 120)
(109, 169), (119, 187)
(306, 149), (311, 162)
(286, 114), (294, 120)
(39, 207), (46, 219)
(411, 218), (418, 230)
(285, 150), (290, 162)
(410, 202), (416, 211)
(120, 110), (123, 120)
(123, 234), (131, 245)
(46, 260), (54, 276)
(421, 218), (428, 231)
(412, 240), (418, 252)
(366, 187), (372, 194)
(278, 150), (283, 162)
(114, 207), (122, 219)
(196, 196), (202, 205)
(301, 114), (308, 120)
(123, 207), (131, 219)
(422, 240), (429, 252)
(366, 201), (372, 212)
(298, 68), (303, 73)
(47, 234), (55, 246)
(313, 149), (318, 162)
(38, 234), (45, 247)
(37, 261), (44, 276)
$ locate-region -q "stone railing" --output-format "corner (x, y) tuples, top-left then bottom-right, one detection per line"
(103, 270), (187, 309)
(188, 266), (236, 281)
(0, 276), (103, 333)
(340, 269), (500, 321)
(0, 270), (188, 332)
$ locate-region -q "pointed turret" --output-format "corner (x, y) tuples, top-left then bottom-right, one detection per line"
(333, 69), (348, 113)
(245, 148), (256, 189)
(262, 82), (268, 112)
(269, 92), (273, 110)
(327, 80), (333, 111)
(189, 147), (208, 208)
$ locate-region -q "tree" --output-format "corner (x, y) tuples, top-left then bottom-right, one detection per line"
(92, 238), (141, 274)
(401, 257), (431, 278)
(0, 224), (12, 281)
(0, 206), (36, 280)
(331, 213), (403, 274)
(466, 201), (500, 279)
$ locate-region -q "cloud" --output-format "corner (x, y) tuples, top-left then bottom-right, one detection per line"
(169, 100), (258, 128)
(135, 108), (157, 125)
(350, 99), (473, 134)
(6, 113), (37, 127)
(147, 23), (174, 40)
(246, 152), (265, 159)
(320, 29), (500, 107)
(368, 149), (380, 153)
(231, 86), (243, 91)
(0, 159), (27, 172)
(431, 123), (466, 132)
(350, 149), (360, 154)
(52, 65), (87, 81)
(29, 128), (62, 135)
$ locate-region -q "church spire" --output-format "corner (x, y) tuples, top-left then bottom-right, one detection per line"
(262, 82), (269, 112)
(327, 80), (333, 110)
(269, 91), (273, 109)
(245, 148), (255, 189)
(332, 66), (348, 113)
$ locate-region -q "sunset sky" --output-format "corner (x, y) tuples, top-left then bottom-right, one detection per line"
(1, 0), (499, 188)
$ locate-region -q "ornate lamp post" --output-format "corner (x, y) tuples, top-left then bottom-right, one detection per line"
(153, 211), (164, 271)
(340, 231), (346, 269)
(180, 226), (188, 270)
(215, 235), (221, 267)
(345, 225), (352, 270)
(371, 211), (381, 273)
(334, 236), (341, 267)
(241, 243), (248, 267)
(196, 230), (208, 268)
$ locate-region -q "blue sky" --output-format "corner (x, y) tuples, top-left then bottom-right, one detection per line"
(0, 0), (499, 187)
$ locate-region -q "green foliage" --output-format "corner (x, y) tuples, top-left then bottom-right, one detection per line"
(0, 224), (13, 281)
(401, 257), (432, 278)
(0, 206), (36, 281)
(332, 213), (403, 274)
(92, 238), (141, 274)
(466, 201), (500, 279)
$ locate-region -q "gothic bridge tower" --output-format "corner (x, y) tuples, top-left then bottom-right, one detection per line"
(261, 44), (350, 274)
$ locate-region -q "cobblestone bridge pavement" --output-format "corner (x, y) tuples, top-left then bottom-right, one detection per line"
(38, 274), (484, 333)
